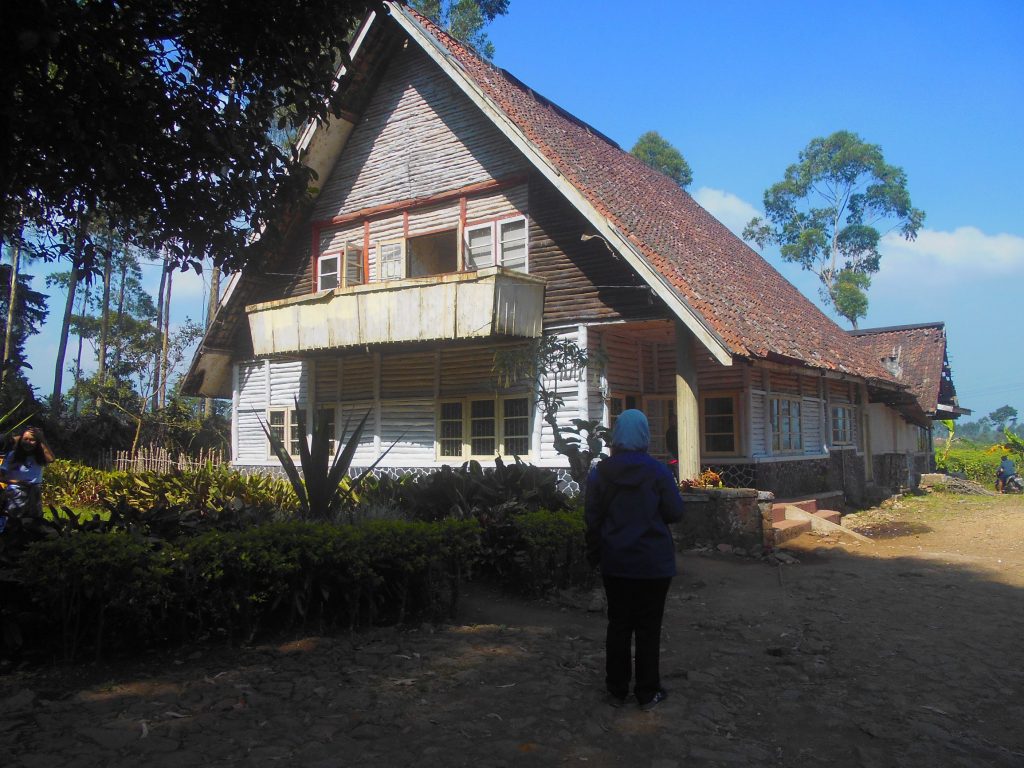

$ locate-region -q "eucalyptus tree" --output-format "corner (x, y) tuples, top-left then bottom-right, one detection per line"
(743, 131), (924, 327)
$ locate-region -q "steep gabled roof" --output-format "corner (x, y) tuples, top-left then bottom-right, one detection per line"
(390, 3), (895, 383)
(850, 322), (967, 417)
(185, 3), (901, 397)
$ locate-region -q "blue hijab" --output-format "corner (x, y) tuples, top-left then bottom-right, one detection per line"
(611, 409), (650, 452)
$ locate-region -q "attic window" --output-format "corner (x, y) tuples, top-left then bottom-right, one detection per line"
(318, 242), (364, 291)
(464, 216), (528, 272)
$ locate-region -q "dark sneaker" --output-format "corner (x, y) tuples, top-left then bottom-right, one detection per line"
(638, 690), (667, 711)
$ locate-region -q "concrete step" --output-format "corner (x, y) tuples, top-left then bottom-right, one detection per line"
(771, 499), (819, 521)
(771, 518), (811, 545)
(814, 509), (841, 525)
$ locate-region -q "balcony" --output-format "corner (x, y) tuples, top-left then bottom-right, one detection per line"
(246, 267), (546, 356)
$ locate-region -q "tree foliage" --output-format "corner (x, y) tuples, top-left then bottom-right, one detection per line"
(743, 131), (924, 327)
(630, 131), (693, 189)
(1, 0), (377, 275)
(410, 0), (510, 59)
(987, 405), (1018, 431)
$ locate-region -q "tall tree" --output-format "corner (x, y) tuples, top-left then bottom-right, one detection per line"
(0, 264), (47, 390)
(988, 405), (1018, 432)
(743, 131), (924, 328)
(630, 131), (693, 189)
(410, 0), (510, 58)
(2, 0), (376, 276)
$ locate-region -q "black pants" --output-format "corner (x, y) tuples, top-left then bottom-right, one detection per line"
(602, 575), (672, 703)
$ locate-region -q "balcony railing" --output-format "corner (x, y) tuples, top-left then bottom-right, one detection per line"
(246, 267), (545, 356)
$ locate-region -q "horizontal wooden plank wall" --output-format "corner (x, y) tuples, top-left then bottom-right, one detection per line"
(313, 43), (527, 224)
(529, 175), (663, 327)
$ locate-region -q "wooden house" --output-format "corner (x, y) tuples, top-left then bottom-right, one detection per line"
(183, 3), (965, 503)
(851, 323), (970, 492)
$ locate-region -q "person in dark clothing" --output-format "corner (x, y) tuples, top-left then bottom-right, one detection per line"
(585, 409), (685, 710)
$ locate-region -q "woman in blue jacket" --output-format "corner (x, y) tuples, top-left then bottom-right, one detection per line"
(585, 409), (684, 710)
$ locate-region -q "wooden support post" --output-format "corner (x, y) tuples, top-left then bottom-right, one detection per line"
(673, 320), (700, 480)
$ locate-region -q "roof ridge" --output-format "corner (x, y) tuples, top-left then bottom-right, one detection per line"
(850, 322), (945, 336)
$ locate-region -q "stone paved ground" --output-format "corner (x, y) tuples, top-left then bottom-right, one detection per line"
(1, 492), (1023, 767)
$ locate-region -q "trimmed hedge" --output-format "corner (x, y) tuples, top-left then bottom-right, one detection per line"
(15, 519), (480, 660)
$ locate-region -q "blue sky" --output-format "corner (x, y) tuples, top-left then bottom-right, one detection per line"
(22, 0), (1024, 420)
(484, 0), (1024, 420)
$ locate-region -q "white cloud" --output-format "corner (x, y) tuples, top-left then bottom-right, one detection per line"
(692, 187), (761, 238)
(880, 226), (1024, 278)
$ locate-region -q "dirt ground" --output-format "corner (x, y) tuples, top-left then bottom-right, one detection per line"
(1, 491), (1023, 767)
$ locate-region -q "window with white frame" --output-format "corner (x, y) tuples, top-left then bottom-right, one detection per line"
(464, 216), (528, 272)
(831, 404), (855, 446)
(438, 396), (531, 459)
(702, 393), (738, 455)
(268, 408), (305, 457)
(317, 254), (340, 291)
(770, 396), (802, 452)
(378, 241), (404, 281)
(465, 224), (494, 270)
(318, 243), (364, 291)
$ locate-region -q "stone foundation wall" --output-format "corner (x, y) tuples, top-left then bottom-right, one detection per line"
(674, 488), (765, 549)
(872, 452), (930, 495)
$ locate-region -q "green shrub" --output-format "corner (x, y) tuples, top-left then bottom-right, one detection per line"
(42, 460), (112, 508)
(11, 518), (481, 661)
(935, 447), (1000, 485)
(18, 532), (173, 660)
(482, 508), (593, 596)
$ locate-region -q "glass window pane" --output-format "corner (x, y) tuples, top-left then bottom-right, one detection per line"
(345, 244), (364, 286)
(466, 226), (493, 270)
(379, 243), (404, 280)
(705, 397), (734, 416)
(318, 256), (339, 290)
(470, 399), (495, 456)
(289, 410), (303, 455)
(502, 398), (530, 456)
(706, 434), (735, 453)
(439, 402), (463, 458)
(499, 219), (527, 272)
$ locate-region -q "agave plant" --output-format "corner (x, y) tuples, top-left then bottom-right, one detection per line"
(255, 399), (398, 521)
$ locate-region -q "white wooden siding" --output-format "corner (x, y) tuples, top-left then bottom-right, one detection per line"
(236, 361), (268, 462)
(337, 400), (379, 465)
(465, 184), (528, 222)
(321, 223), (364, 258)
(380, 398), (435, 464)
(407, 201), (461, 235)
(268, 359), (306, 407)
(802, 396), (824, 454)
(312, 44), (527, 221)
(749, 391), (766, 457)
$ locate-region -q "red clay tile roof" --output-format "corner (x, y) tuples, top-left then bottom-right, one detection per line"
(850, 323), (956, 415)
(396, 4), (895, 383)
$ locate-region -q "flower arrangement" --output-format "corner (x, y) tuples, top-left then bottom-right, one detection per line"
(679, 469), (723, 491)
